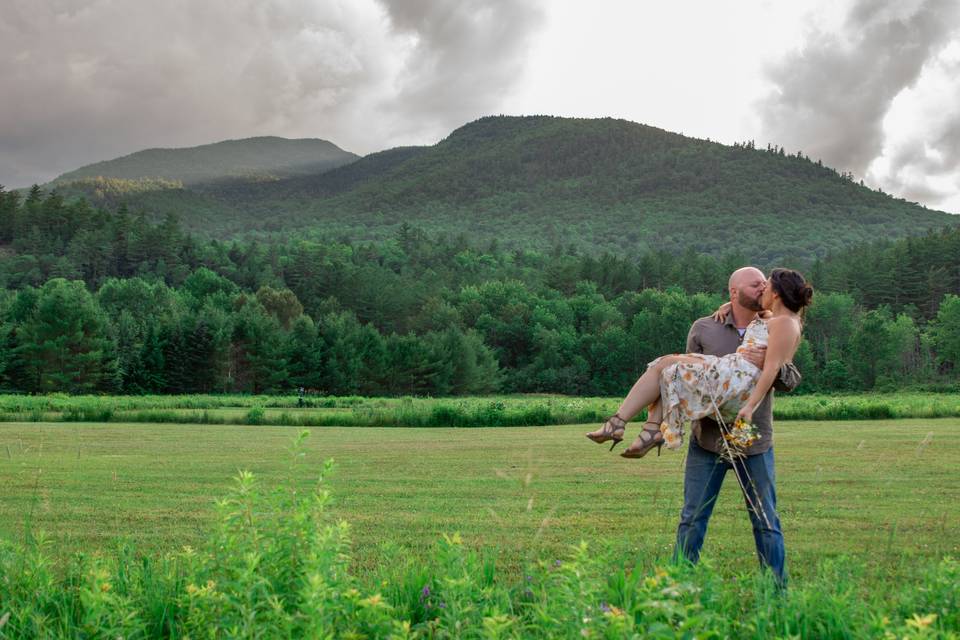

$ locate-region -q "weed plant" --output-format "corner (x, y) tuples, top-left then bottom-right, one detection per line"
(0, 431), (956, 638)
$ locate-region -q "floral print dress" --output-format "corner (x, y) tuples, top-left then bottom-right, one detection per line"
(650, 318), (769, 450)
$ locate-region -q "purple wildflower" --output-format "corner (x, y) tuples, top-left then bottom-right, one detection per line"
(599, 602), (611, 613)
(420, 585), (431, 602)
(554, 560), (562, 567)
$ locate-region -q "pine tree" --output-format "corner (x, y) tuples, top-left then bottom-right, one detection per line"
(14, 278), (118, 392)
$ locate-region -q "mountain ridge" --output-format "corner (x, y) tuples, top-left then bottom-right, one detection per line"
(53, 136), (359, 186)
(38, 115), (959, 264)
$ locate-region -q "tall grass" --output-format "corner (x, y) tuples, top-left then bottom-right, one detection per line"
(0, 431), (955, 638)
(2, 393), (960, 427)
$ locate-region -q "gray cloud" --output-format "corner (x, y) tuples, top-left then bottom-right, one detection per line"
(756, 0), (960, 180)
(0, 0), (544, 187)
(378, 0), (544, 136)
(871, 49), (960, 209)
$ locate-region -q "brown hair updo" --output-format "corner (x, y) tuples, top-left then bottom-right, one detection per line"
(769, 268), (813, 314)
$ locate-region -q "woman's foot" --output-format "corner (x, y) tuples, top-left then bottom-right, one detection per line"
(586, 413), (627, 450)
(620, 421), (664, 459)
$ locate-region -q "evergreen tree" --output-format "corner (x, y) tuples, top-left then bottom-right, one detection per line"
(14, 278), (118, 392)
(928, 294), (960, 372)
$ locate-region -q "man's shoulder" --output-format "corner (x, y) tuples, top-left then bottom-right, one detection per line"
(690, 316), (719, 331)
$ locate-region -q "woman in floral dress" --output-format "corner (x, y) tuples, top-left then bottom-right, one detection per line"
(586, 268), (812, 458)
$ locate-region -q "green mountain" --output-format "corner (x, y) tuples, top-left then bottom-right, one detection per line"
(46, 116), (958, 264)
(53, 136), (358, 186)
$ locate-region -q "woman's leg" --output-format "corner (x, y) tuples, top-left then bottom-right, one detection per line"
(616, 355), (704, 421)
(587, 355), (701, 443)
(647, 399), (663, 424)
(620, 355), (706, 455)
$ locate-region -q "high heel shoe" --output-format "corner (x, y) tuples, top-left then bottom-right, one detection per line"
(585, 413), (627, 451)
(620, 421), (664, 459)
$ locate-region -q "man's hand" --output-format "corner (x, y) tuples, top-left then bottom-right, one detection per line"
(739, 345), (766, 369)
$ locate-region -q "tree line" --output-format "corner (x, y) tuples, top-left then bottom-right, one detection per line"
(0, 187), (958, 395)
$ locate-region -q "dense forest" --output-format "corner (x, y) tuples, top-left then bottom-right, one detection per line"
(1, 186), (958, 396)
(40, 116), (957, 263)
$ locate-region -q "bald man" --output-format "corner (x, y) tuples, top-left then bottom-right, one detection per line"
(674, 266), (800, 586)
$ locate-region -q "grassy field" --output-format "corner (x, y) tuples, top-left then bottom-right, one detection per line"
(3, 392), (960, 427)
(0, 418), (956, 582)
(0, 418), (958, 637)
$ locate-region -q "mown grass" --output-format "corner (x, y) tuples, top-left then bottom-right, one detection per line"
(2, 392), (960, 426)
(0, 419), (956, 581)
(0, 429), (956, 638)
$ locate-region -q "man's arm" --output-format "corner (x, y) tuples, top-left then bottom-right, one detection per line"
(686, 321), (703, 354)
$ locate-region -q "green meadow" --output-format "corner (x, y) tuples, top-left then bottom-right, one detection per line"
(1, 404), (958, 637)
(1, 417), (956, 575)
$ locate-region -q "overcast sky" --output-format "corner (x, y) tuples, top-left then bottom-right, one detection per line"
(2, 0), (959, 213)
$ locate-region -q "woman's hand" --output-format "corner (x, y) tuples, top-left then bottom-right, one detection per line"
(736, 403), (755, 425)
(711, 302), (732, 323)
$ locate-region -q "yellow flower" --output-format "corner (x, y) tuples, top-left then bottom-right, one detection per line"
(906, 613), (937, 630)
(361, 593), (386, 608)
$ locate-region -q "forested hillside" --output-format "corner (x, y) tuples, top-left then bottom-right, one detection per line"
(1, 187), (958, 396)
(35, 117), (957, 262)
(54, 136), (358, 185)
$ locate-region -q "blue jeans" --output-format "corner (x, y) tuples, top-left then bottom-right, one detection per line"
(674, 438), (786, 584)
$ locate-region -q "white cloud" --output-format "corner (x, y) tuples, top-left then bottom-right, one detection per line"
(866, 36), (960, 211)
(756, 0), (960, 212)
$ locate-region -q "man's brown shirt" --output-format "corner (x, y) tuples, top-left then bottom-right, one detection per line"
(685, 313), (801, 455)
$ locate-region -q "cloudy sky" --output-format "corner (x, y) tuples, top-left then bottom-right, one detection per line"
(2, 0), (959, 213)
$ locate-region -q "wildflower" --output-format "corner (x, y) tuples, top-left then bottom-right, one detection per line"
(601, 603), (624, 617)
(100, 582), (111, 592)
(554, 560), (562, 567)
(906, 613), (937, 630)
(438, 602), (446, 609)
(361, 594), (384, 608)
(420, 585), (431, 601)
(525, 575), (532, 582)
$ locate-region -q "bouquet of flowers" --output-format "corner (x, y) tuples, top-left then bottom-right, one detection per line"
(723, 417), (761, 449)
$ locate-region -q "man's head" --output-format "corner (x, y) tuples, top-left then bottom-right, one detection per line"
(728, 267), (765, 312)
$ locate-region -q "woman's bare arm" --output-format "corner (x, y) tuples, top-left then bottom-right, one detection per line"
(737, 317), (800, 422)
